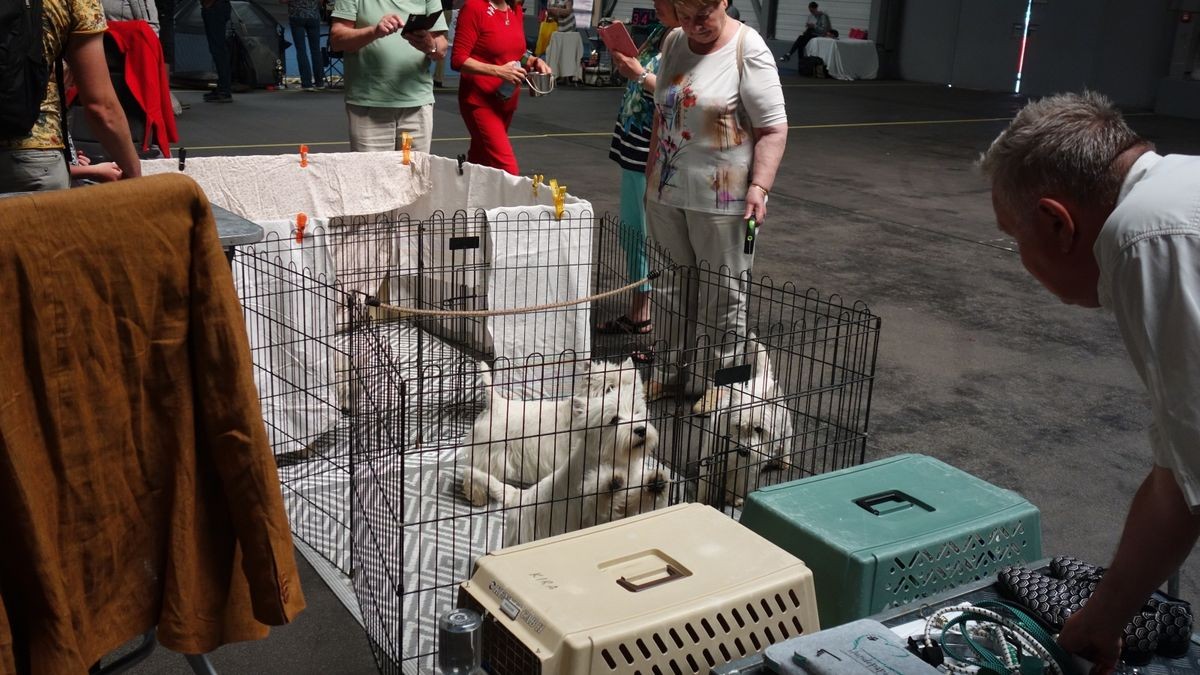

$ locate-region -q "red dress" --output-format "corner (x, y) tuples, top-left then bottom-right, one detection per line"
(451, 0), (527, 175)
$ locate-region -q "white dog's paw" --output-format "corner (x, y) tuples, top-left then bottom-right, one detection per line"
(692, 389), (723, 414)
(462, 474), (491, 507)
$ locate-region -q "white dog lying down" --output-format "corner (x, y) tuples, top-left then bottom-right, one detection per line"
(691, 340), (794, 507)
(466, 418), (671, 546)
(461, 357), (647, 506)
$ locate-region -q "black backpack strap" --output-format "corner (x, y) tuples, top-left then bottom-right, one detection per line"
(57, 57), (70, 162)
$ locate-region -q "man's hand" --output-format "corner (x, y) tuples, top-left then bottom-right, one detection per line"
(403, 28), (436, 54)
(1057, 607), (1123, 675)
(610, 51), (642, 81)
(374, 14), (403, 39)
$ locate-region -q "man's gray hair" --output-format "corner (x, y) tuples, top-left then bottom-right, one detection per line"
(980, 90), (1145, 222)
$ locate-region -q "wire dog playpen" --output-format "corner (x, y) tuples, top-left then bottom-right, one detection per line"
(235, 210), (880, 674)
(206, 151), (879, 674)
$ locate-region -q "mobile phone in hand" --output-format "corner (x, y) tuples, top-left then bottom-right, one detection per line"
(401, 9), (443, 35)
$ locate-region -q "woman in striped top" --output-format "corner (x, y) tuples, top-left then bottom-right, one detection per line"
(547, 0), (576, 31)
(597, 0), (679, 335)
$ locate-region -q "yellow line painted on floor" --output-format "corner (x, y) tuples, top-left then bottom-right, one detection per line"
(176, 112), (1151, 152)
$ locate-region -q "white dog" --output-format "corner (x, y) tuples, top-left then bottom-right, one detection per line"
(461, 358), (648, 506)
(691, 340), (794, 507)
(466, 409), (669, 546)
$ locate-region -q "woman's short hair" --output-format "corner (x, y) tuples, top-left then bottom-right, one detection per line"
(672, 0), (723, 13)
(980, 90), (1145, 224)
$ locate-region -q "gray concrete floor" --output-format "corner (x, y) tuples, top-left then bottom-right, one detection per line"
(131, 78), (1200, 673)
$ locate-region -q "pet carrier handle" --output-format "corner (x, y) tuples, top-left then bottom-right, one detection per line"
(853, 490), (934, 516)
(616, 564), (686, 592)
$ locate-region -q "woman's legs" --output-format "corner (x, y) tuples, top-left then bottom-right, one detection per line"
(461, 102), (519, 174)
(646, 199), (696, 389)
(290, 19), (313, 88)
(619, 168), (651, 323)
(304, 18), (324, 87)
(646, 200), (753, 394)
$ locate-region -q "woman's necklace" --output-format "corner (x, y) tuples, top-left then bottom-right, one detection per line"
(488, 0), (510, 24)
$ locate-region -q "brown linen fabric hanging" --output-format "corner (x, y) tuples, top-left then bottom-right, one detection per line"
(0, 174), (305, 674)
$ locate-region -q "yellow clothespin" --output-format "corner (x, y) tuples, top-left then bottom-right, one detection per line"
(531, 174), (543, 199)
(294, 212), (308, 244)
(549, 179), (566, 220)
(299, 144), (309, 168)
(401, 132), (412, 165)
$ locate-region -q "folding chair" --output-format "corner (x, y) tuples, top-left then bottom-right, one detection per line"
(321, 26), (345, 87)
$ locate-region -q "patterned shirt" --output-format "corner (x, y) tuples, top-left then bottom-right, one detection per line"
(0, 0), (107, 151)
(548, 0), (574, 31)
(609, 23), (666, 172)
(287, 0), (323, 21)
(648, 25), (786, 214)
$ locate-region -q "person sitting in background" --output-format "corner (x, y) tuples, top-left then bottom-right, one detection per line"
(598, 0), (679, 337)
(778, 1), (830, 64)
(330, 0), (449, 152)
(0, 0), (140, 193)
(284, 0), (326, 90)
(980, 91), (1200, 673)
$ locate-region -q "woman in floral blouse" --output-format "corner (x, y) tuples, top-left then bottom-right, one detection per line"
(645, 0), (786, 398)
(596, 0), (679, 336)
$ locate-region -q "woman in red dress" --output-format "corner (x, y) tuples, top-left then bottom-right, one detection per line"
(451, 0), (551, 174)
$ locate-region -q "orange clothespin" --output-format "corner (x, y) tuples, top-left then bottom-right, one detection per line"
(401, 132), (412, 165)
(299, 144), (309, 168)
(549, 179), (566, 220)
(294, 213), (308, 244)
(531, 174), (544, 199)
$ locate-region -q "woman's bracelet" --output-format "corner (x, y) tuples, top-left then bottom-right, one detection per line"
(637, 70), (651, 87)
(749, 183), (770, 197)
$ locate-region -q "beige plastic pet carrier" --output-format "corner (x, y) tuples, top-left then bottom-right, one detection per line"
(458, 503), (820, 674)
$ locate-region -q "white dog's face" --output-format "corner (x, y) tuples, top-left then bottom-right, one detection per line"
(700, 342), (795, 498)
(572, 388), (658, 458)
(590, 454), (673, 523)
(578, 357), (646, 404)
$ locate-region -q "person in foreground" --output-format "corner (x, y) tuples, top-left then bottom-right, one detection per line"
(598, 0), (679, 336)
(645, 0), (787, 397)
(980, 90), (1200, 674)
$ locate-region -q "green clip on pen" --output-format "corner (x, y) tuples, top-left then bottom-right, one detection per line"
(744, 218), (757, 254)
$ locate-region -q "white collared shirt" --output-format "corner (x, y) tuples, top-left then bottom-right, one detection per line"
(1095, 151), (1200, 509)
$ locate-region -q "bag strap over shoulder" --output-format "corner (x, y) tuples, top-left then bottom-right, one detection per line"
(736, 24), (746, 83)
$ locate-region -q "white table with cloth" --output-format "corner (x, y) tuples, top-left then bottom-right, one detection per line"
(545, 30), (584, 81)
(805, 37), (878, 81)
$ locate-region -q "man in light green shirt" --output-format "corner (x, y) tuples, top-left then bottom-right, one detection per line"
(330, 0), (450, 152)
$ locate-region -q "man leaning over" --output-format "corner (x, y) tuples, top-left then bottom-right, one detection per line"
(981, 90), (1200, 674)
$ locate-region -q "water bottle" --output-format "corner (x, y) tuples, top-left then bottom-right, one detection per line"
(438, 608), (484, 674)
(497, 61), (522, 100)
